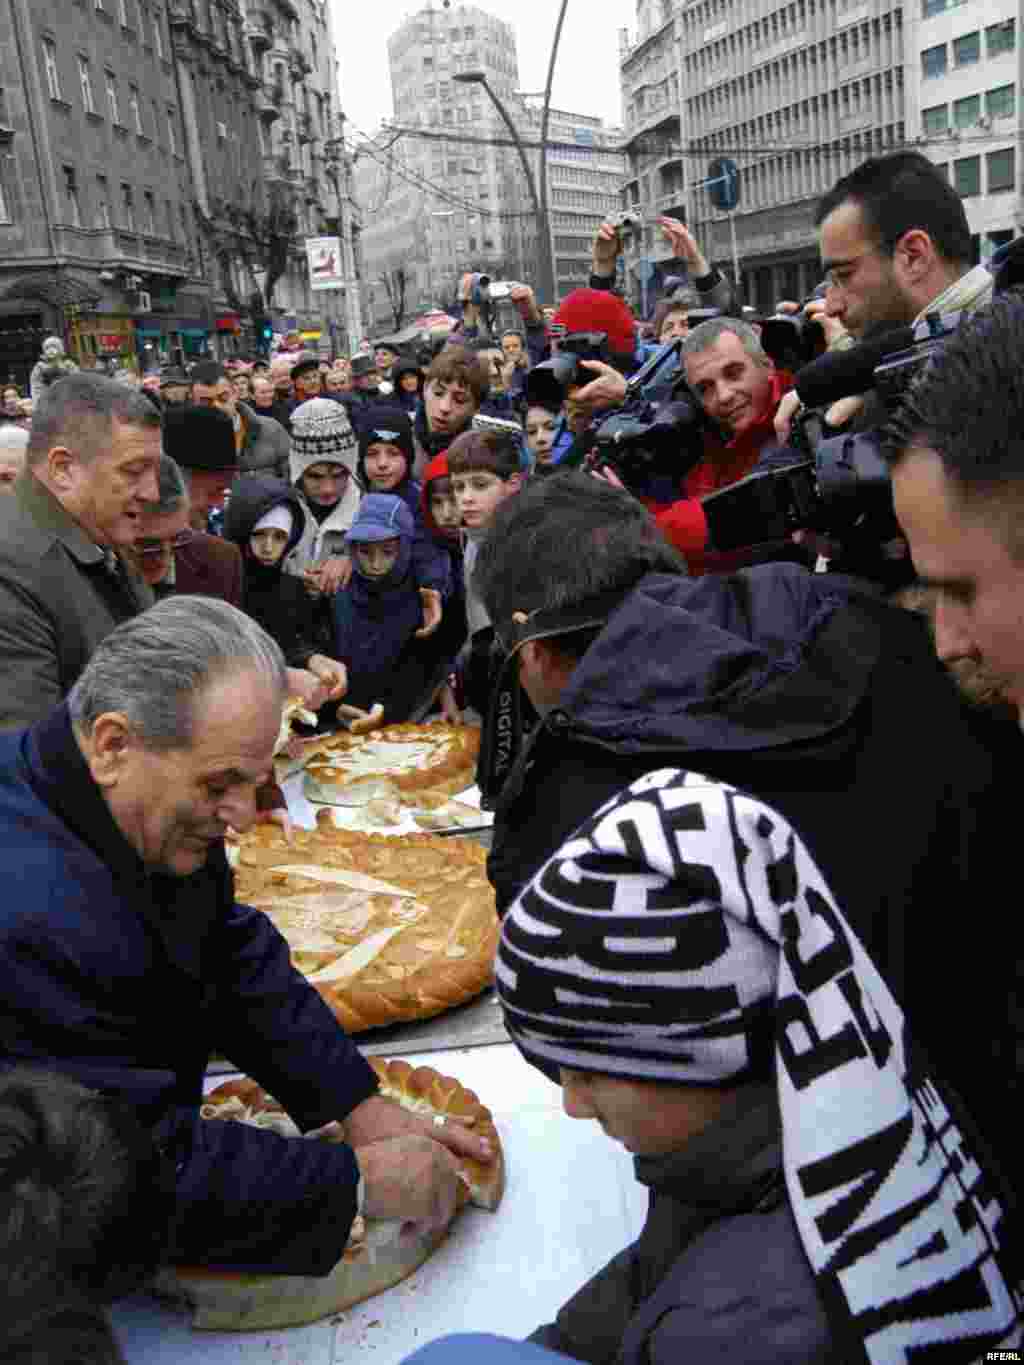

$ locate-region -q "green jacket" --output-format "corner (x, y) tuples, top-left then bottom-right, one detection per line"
(0, 473), (153, 731)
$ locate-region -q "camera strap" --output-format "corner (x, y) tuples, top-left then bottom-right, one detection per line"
(478, 581), (647, 810)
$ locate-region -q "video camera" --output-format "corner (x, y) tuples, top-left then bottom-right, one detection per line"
(699, 310), (965, 574)
(525, 331), (611, 408)
(582, 338), (709, 499)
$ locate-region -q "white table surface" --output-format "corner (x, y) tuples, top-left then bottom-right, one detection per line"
(112, 1043), (647, 1363)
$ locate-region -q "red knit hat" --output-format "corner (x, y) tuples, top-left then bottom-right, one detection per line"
(552, 289), (637, 358)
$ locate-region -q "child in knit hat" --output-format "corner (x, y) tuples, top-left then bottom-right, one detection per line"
(286, 397), (362, 595)
(496, 768), (1021, 1365)
(419, 452), (468, 723)
(330, 494), (444, 723)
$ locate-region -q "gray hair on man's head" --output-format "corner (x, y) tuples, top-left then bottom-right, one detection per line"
(27, 372), (161, 469)
(154, 453), (188, 515)
(68, 596), (287, 751)
(679, 317), (771, 368)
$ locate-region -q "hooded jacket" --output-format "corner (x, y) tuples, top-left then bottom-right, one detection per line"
(357, 406), (451, 598)
(528, 1087), (831, 1365)
(486, 563), (1019, 1178)
(285, 432), (362, 578)
(419, 454), (468, 678)
(223, 476), (321, 668)
(236, 401), (290, 479)
(391, 360), (423, 414)
(331, 495), (440, 722)
(0, 704), (378, 1274)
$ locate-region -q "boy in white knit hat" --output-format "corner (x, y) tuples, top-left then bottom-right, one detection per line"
(285, 397), (362, 595)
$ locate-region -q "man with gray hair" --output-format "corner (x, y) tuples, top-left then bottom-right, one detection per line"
(592, 317), (796, 573)
(0, 596), (493, 1274)
(0, 424), (28, 493)
(0, 371), (161, 730)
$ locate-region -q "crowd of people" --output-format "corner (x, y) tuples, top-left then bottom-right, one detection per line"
(0, 150), (1021, 1363)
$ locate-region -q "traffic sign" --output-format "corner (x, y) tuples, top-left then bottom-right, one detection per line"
(707, 158), (740, 211)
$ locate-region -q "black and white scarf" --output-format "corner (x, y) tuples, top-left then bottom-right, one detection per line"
(496, 768), (1022, 1363)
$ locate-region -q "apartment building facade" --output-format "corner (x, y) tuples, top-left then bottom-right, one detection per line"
(904, 0), (1019, 254)
(514, 105), (626, 299)
(619, 0), (1020, 316)
(0, 0), (347, 387)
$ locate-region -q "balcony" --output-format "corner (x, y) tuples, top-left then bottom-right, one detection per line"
(256, 92), (282, 123)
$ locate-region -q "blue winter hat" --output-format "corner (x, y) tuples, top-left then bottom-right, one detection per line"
(346, 493), (414, 544)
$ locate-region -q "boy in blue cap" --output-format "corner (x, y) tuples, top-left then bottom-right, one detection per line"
(331, 494), (444, 723)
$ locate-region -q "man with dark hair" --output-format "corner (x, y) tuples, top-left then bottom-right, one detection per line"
(814, 151), (990, 342)
(471, 471), (1017, 1176)
(0, 372), (160, 730)
(886, 295), (1024, 707)
(191, 359), (289, 479)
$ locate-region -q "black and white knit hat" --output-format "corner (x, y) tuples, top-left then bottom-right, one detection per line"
(290, 397), (357, 481)
(497, 769), (1021, 1363)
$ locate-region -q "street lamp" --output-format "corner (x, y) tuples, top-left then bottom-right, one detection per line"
(453, 69), (555, 305)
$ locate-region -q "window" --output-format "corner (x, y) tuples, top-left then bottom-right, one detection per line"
(921, 43), (947, 78)
(129, 84), (143, 134)
(987, 148), (1015, 192)
(953, 94), (980, 127)
(62, 165), (81, 226)
(78, 57), (94, 113)
(105, 71), (120, 124)
(42, 39), (62, 101)
(0, 162), (9, 223)
(95, 175), (111, 228)
(922, 0), (966, 14)
(953, 31), (980, 66)
(986, 19), (1015, 56)
(143, 189), (156, 234)
(153, 9), (164, 59)
(953, 155), (980, 196)
(118, 0), (130, 23)
(167, 107), (177, 154)
(121, 182), (135, 230)
(986, 85), (1015, 120)
(165, 197), (174, 238)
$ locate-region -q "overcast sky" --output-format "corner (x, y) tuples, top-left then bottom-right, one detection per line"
(330, 0), (630, 143)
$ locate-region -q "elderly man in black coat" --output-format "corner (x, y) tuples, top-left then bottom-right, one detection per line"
(0, 598), (493, 1274)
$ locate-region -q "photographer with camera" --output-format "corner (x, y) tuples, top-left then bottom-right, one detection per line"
(774, 152), (994, 445)
(471, 470), (1018, 1183)
(584, 318), (801, 575)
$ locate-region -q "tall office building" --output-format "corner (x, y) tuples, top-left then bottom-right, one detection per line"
(357, 2), (525, 328)
(515, 104), (626, 299)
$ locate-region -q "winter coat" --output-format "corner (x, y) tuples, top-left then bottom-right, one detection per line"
(223, 476), (322, 667)
(485, 564), (1020, 1181)
(285, 439), (362, 578)
(527, 1087), (831, 1365)
(391, 361), (423, 415)
(172, 532), (245, 608)
(237, 401), (290, 479)
(0, 473), (152, 731)
(419, 454), (468, 678)
(639, 369), (797, 575)
(331, 537), (440, 723)
(0, 704), (379, 1274)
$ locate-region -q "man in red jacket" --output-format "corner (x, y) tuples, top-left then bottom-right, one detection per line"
(590, 318), (793, 574)
(654, 317), (792, 573)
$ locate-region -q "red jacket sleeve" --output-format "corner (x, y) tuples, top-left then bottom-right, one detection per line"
(643, 496), (710, 568)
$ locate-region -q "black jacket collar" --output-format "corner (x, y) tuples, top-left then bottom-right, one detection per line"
(28, 702), (147, 881)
